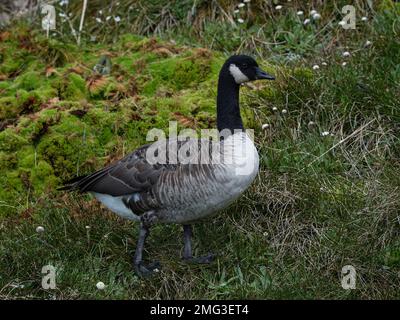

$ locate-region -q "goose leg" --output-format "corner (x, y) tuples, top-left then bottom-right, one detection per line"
(133, 213), (160, 277)
(182, 224), (215, 264)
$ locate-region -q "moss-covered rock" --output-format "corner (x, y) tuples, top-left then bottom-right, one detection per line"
(0, 29), (226, 215)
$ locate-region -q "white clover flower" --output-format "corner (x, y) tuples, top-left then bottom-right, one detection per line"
(114, 16), (121, 23)
(308, 121), (316, 127)
(321, 62), (328, 66)
(275, 5), (283, 10)
(237, 18), (244, 23)
(95, 17), (102, 23)
(282, 109), (288, 114)
(106, 16), (111, 21)
(312, 13), (321, 20)
(361, 16), (368, 22)
(342, 51), (351, 57)
(96, 282), (105, 290)
(338, 21), (346, 27)
(342, 62), (347, 67)
(238, 3), (245, 8)
(59, 12), (66, 18)
(321, 131), (330, 136)
(98, 10), (103, 15)
(310, 10), (317, 16)
(234, 9), (239, 14)
(263, 231), (268, 237)
(244, 0), (251, 3)
(262, 124), (270, 130)
(85, 225), (91, 229)
(297, 11), (304, 16)
(272, 107), (278, 111)
(312, 64), (320, 70)
(303, 18), (311, 25)
(365, 40), (372, 47)
(36, 226), (45, 233)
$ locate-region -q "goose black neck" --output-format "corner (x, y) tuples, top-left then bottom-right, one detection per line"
(217, 66), (244, 133)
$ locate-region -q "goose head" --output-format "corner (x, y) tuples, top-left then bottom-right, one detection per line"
(225, 55), (275, 84)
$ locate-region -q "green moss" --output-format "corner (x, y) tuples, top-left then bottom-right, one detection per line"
(30, 160), (59, 193)
(15, 71), (42, 91)
(0, 96), (17, 119)
(0, 128), (29, 151)
(142, 53), (214, 95)
(55, 73), (87, 100)
(0, 151), (17, 169)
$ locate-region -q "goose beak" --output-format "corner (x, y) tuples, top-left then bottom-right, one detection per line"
(255, 67), (275, 80)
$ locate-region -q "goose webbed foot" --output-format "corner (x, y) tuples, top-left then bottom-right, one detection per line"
(134, 261), (161, 277)
(182, 224), (215, 265)
(183, 253), (215, 264)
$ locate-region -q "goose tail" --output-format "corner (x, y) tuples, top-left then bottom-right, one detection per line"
(57, 175), (88, 192)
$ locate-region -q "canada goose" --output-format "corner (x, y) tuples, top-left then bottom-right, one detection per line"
(61, 55), (275, 276)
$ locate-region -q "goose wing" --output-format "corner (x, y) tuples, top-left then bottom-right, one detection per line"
(63, 138), (226, 198)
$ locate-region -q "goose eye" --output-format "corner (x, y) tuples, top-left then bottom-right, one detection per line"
(242, 63), (248, 69)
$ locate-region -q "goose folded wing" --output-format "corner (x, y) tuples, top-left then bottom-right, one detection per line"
(76, 144), (164, 196)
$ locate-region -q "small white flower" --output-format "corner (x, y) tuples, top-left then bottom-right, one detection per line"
(238, 3), (245, 8)
(321, 131), (330, 136)
(272, 107), (278, 111)
(263, 231), (268, 237)
(338, 21), (346, 27)
(114, 16), (121, 23)
(237, 18), (244, 23)
(106, 16), (111, 21)
(85, 225), (91, 230)
(234, 9), (239, 14)
(312, 65), (320, 70)
(244, 0), (251, 3)
(297, 11), (304, 16)
(275, 5), (283, 10)
(365, 40), (372, 47)
(262, 124), (270, 130)
(361, 16), (368, 22)
(312, 13), (321, 20)
(342, 51), (351, 57)
(95, 17), (102, 23)
(321, 62), (328, 66)
(342, 62), (347, 67)
(96, 282), (105, 290)
(59, 12), (66, 18)
(98, 10), (103, 15)
(154, 268), (160, 273)
(36, 226), (45, 233)
(308, 121), (316, 127)
(282, 109), (288, 114)
(310, 10), (317, 16)
(303, 18), (311, 25)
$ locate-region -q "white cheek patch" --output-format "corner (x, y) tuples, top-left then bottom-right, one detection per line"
(229, 64), (249, 84)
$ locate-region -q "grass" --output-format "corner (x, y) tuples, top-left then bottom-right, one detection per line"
(0, 1), (400, 299)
